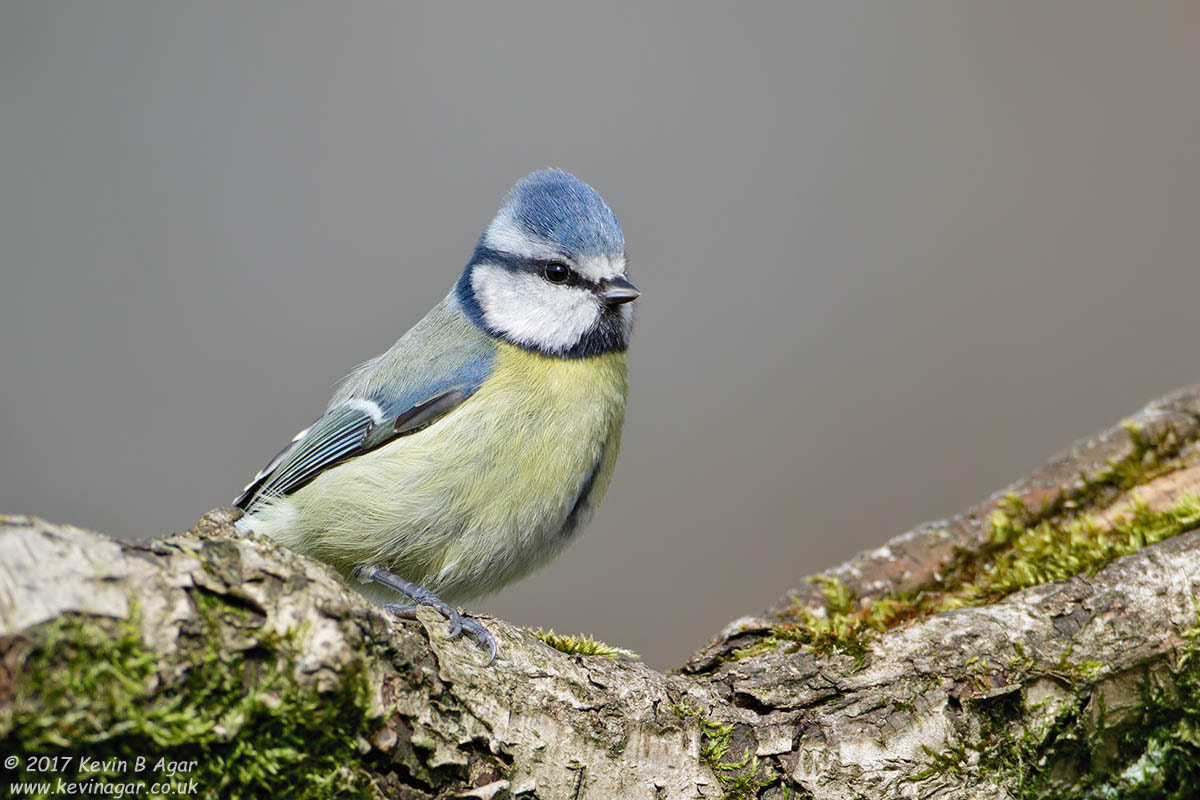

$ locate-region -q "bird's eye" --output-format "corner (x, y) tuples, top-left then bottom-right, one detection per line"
(541, 262), (571, 284)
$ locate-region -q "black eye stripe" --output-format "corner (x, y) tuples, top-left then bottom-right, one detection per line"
(469, 247), (608, 290)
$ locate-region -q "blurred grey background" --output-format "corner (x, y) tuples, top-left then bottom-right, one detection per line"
(3, 2), (1198, 668)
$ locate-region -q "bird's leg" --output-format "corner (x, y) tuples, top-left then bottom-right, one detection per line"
(354, 565), (497, 665)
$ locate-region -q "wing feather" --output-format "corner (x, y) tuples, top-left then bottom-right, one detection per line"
(235, 405), (375, 511)
(233, 298), (497, 513)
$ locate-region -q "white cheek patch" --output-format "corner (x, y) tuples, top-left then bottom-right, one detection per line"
(483, 213), (562, 261)
(471, 263), (600, 353)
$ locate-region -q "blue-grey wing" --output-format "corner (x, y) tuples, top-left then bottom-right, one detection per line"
(235, 337), (495, 512)
(234, 404), (373, 510)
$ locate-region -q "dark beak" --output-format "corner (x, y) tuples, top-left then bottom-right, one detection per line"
(599, 276), (640, 305)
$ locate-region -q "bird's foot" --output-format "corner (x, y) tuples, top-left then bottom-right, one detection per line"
(356, 565), (497, 665)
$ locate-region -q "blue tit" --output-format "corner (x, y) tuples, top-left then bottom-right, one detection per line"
(233, 169), (638, 663)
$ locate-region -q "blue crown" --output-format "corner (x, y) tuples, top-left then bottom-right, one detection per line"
(503, 169), (625, 258)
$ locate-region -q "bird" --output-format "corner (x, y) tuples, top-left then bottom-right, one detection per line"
(233, 169), (638, 664)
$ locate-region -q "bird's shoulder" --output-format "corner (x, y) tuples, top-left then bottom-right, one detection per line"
(235, 297), (498, 510)
(335, 295), (499, 413)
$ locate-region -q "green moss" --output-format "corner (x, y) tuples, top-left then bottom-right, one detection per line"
(907, 743), (968, 782)
(3, 596), (377, 800)
(969, 619), (1200, 799)
(671, 699), (705, 720)
(1079, 622), (1200, 799)
(738, 422), (1200, 664)
(670, 703), (777, 799)
(532, 628), (638, 659)
(1019, 420), (1189, 524)
(732, 576), (870, 666)
(948, 492), (1200, 606)
(703, 720), (777, 799)
(902, 625), (1200, 798)
(1049, 646), (1105, 690)
(1101, 421), (1185, 494)
(698, 718), (737, 763)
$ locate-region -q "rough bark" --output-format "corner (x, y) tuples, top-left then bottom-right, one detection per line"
(4, 387), (1200, 799)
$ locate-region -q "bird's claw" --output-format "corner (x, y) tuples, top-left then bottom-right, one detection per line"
(368, 566), (496, 664)
(384, 600), (495, 664)
(459, 615), (498, 665)
(443, 611), (464, 640)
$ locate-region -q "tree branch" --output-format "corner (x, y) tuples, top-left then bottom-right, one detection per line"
(4, 387), (1200, 799)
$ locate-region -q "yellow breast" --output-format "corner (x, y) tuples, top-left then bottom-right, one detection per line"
(285, 342), (628, 601)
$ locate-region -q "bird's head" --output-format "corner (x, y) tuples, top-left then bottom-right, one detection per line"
(456, 169), (638, 358)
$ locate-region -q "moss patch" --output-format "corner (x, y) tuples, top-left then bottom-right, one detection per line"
(533, 628), (638, 659)
(741, 422), (1200, 664)
(673, 702), (777, 799)
(2, 598), (377, 800)
(733, 575), (870, 666)
(949, 491), (1200, 606)
(972, 619), (1200, 799)
(908, 743), (968, 782)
